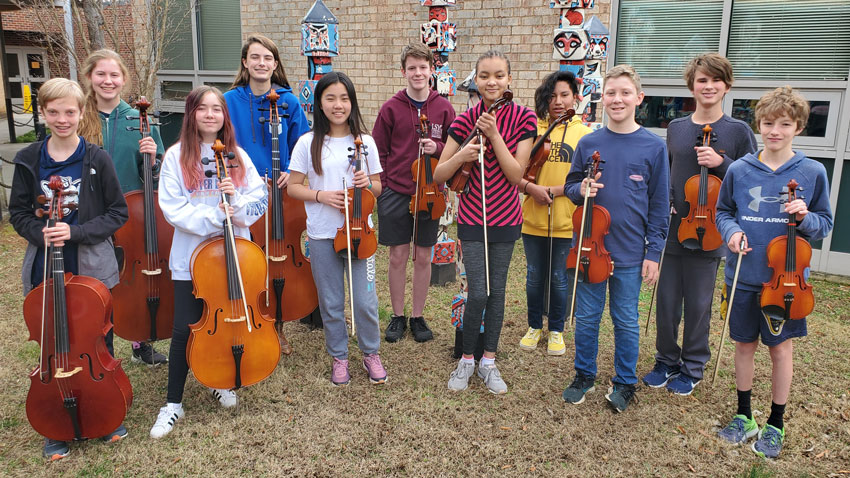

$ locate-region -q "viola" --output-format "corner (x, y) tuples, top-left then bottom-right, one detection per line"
(566, 151), (614, 284)
(760, 179), (814, 321)
(410, 114), (447, 221)
(333, 137), (378, 259)
(24, 177), (132, 441)
(112, 96), (175, 342)
(678, 124), (722, 251)
(187, 140), (280, 390)
(249, 90), (318, 336)
(448, 90), (513, 193)
(523, 108), (575, 184)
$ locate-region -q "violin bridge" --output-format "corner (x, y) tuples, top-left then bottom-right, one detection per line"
(224, 316), (247, 323)
(142, 268), (162, 276)
(269, 255), (288, 262)
(581, 247), (591, 252)
(55, 366), (82, 378)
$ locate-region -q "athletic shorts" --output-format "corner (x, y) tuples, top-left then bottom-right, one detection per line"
(377, 187), (440, 248)
(727, 287), (807, 347)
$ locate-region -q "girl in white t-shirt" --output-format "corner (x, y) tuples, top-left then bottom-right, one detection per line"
(288, 72), (386, 386)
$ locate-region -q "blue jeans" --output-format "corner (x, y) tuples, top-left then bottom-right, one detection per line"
(522, 233), (571, 333)
(573, 265), (642, 385)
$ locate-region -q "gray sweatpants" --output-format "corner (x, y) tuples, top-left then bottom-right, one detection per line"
(309, 238), (380, 360)
(654, 254), (720, 379)
(461, 241), (515, 355)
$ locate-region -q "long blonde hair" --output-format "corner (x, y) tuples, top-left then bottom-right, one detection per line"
(78, 49), (130, 145)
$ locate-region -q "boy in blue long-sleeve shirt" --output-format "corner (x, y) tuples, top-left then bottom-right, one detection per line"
(715, 86), (833, 459)
(562, 65), (670, 413)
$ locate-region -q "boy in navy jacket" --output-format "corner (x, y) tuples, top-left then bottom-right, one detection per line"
(562, 65), (669, 412)
(715, 86), (833, 458)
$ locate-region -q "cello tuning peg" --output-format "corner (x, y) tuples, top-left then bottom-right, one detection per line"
(201, 157), (212, 165)
(347, 146), (354, 151)
(36, 195), (48, 205)
(204, 170), (215, 178)
(125, 115), (140, 121)
(281, 103), (288, 110)
(258, 117), (268, 124)
(34, 209), (46, 218)
(126, 126), (140, 131)
(226, 152), (236, 160)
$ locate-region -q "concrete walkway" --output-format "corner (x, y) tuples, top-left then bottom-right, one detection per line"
(0, 112), (36, 219)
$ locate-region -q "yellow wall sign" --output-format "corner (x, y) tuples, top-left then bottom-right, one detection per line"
(23, 84), (32, 114)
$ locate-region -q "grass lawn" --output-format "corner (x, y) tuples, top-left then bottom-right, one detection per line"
(0, 221), (847, 477)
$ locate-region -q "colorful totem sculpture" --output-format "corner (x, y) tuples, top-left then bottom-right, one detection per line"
(300, 0), (339, 126)
(420, 0), (457, 96)
(549, 0), (609, 129)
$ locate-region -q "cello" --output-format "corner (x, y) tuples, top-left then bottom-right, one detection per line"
(760, 179), (814, 321)
(112, 96), (175, 342)
(566, 151), (614, 324)
(678, 124), (722, 251)
(410, 114), (446, 261)
(24, 177), (132, 441)
(448, 90), (513, 194)
(187, 140), (280, 390)
(250, 90), (318, 348)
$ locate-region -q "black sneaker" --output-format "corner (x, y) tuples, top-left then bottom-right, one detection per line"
(605, 383), (637, 413)
(385, 315), (407, 342)
(409, 316), (434, 342)
(562, 373), (596, 404)
(132, 342), (168, 365)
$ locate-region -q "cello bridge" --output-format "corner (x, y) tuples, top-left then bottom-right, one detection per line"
(269, 255), (288, 262)
(55, 366), (82, 378)
(224, 316), (247, 323)
(695, 215), (707, 219)
(142, 269), (162, 276)
(782, 282), (796, 287)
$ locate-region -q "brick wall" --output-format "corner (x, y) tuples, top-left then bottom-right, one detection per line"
(241, 0), (611, 126)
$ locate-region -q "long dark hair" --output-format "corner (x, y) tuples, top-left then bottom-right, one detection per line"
(534, 71), (579, 120)
(176, 86), (246, 190)
(310, 72), (368, 175)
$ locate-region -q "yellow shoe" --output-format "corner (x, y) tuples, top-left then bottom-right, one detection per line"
(548, 331), (566, 356)
(519, 327), (542, 350)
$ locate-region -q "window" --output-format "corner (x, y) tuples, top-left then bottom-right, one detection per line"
(615, 0), (723, 78)
(728, 0), (850, 81)
(636, 96), (696, 129)
(731, 99), (831, 138)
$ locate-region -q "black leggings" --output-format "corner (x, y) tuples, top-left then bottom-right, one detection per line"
(166, 280), (203, 403)
(461, 241), (515, 355)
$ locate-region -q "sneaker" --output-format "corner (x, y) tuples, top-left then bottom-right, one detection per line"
(605, 383), (637, 413)
(477, 364), (508, 394)
(409, 316), (434, 342)
(211, 388), (237, 408)
(331, 357), (350, 386)
(385, 315), (407, 343)
(519, 327), (542, 351)
(447, 360), (476, 391)
(751, 424), (785, 459)
(717, 414), (759, 445)
(42, 438), (69, 461)
(666, 373), (701, 396)
(641, 361), (681, 388)
(764, 314), (785, 336)
(562, 373), (596, 404)
(362, 353), (387, 384)
(101, 423), (128, 442)
(150, 404), (184, 439)
(547, 331), (566, 356)
(131, 342), (168, 365)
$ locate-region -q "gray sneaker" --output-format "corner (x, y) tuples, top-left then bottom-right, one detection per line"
(717, 414), (759, 445)
(447, 360), (475, 391)
(562, 373), (596, 404)
(477, 364), (508, 394)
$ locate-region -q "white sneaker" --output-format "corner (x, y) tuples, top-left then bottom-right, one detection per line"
(150, 403), (184, 439)
(211, 388), (238, 408)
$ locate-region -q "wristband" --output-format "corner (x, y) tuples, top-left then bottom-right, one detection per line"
(315, 190), (321, 203)
(523, 181), (529, 193)
(367, 182), (372, 190)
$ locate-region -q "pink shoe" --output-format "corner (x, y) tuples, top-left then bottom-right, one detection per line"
(331, 357), (350, 386)
(362, 353), (387, 384)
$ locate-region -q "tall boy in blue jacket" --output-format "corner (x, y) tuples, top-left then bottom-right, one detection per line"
(715, 86), (833, 459)
(562, 65), (669, 413)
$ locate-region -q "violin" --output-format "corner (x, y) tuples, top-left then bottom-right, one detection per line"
(112, 96), (175, 342)
(249, 90), (318, 336)
(523, 108), (575, 184)
(24, 177), (132, 441)
(760, 179), (814, 321)
(410, 114), (447, 261)
(187, 140), (280, 390)
(448, 90), (513, 193)
(333, 137), (378, 259)
(678, 124), (722, 251)
(566, 151), (614, 284)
